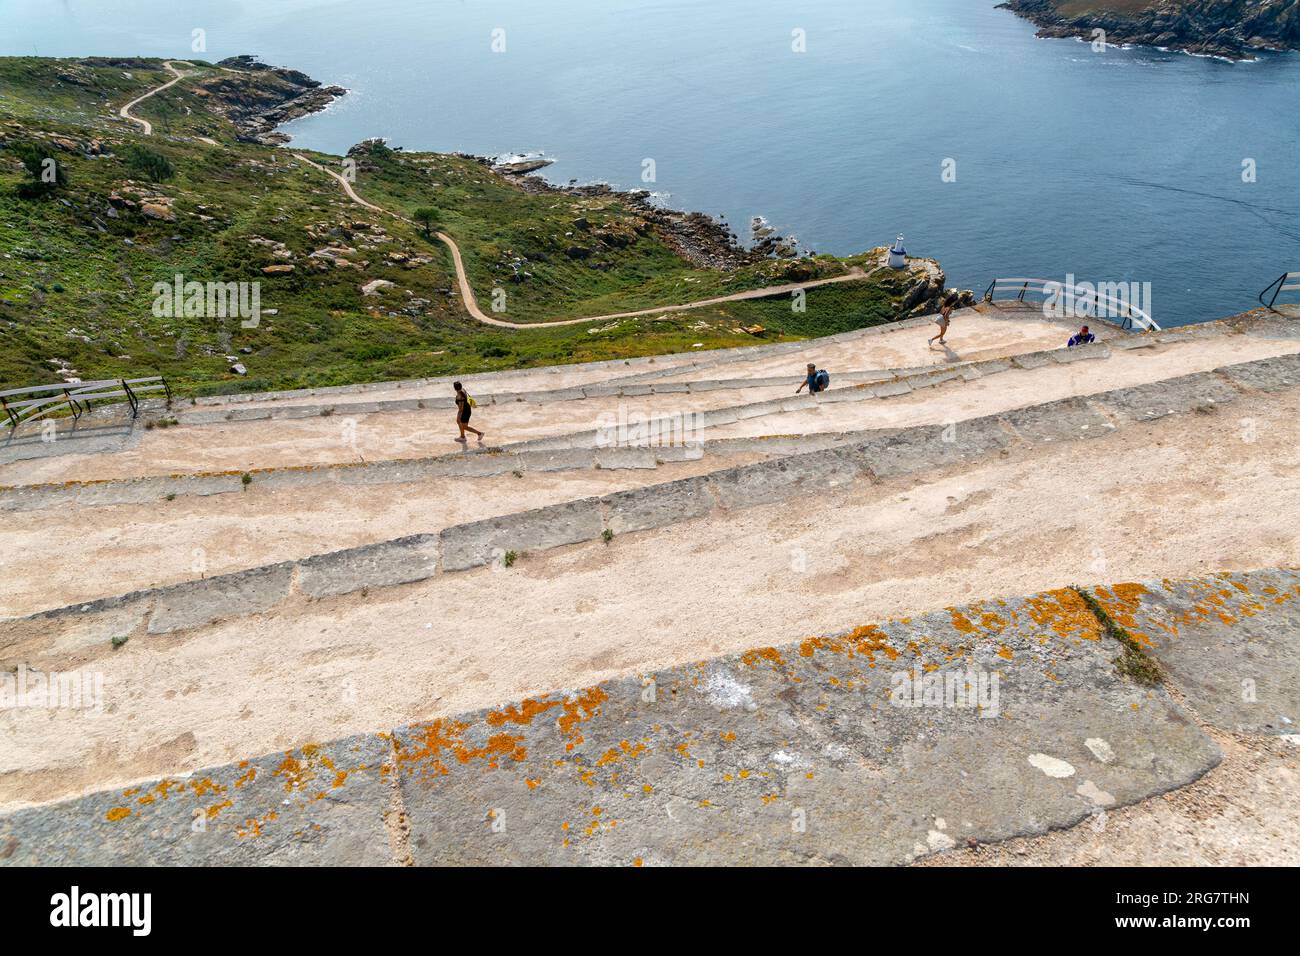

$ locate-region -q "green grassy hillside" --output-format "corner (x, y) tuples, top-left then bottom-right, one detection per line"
(0, 57), (928, 398)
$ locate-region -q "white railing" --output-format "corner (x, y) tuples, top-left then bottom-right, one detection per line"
(983, 277), (1159, 332)
(0, 377), (171, 429)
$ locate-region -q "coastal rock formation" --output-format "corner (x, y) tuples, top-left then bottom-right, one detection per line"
(196, 55), (347, 144)
(1000, 0), (1300, 59)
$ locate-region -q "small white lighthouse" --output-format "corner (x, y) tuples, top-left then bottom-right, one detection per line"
(887, 235), (907, 269)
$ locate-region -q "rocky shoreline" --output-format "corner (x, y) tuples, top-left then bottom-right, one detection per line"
(1000, 0), (1300, 61)
(498, 164), (808, 272)
(196, 55), (346, 145)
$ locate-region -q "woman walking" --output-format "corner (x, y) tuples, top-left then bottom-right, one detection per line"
(928, 296), (955, 347)
(453, 381), (484, 443)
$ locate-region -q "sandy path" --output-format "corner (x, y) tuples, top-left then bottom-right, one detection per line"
(117, 60), (192, 135)
(209, 305), (1084, 413)
(0, 454), (759, 618)
(4, 383), (1297, 810)
(703, 331), (1300, 440)
(0, 382), (792, 486)
(7, 330), (1293, 489)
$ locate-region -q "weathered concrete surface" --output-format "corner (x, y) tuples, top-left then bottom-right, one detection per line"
(1095, 569), (1300, 736)
(6, 354), (1298, 634)
(1214, 351), (1300, 392)
(1, 580), (1239, 866)
(0, 735), (394, 865)
(297, 535), (440, 599)
(439, 499), (605, 571)
(1000, 397), (1114, 443)
(855, 417), (1011, 478)
(393, 609), (1212, 866)
(1100, 371), (1240, 422)
(710, 451), (862, 509)
(147, 563), (296, 635)
(604, 476), (714, 534)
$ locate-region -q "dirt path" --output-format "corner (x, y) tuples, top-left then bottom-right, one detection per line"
(117, 60), (192, 135)
(291, 152), (890, 329)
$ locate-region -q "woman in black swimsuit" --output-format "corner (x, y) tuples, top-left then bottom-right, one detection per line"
(453, 381), (484, 443)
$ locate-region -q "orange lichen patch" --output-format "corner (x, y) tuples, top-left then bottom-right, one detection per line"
(188, 777), (225, 798)
(236, 810), (278, 840)
(525, 778), (541, 790)
(487, 697), (562, 728)
(557, 686), (608, 752)
(1093, 582), (1162, 645)
(997, 645), (1014, 661)
(395, 718), (470, 781)
(233, 767), (257, 788)
(801, 623), (899, 666)
(458, 733), (528, 768)
(643, 784), (653, 794)
(205, 799), (233, 819)
(633, 858), (644, 867)
(274, 745), (338, 793)
(720, 731), (736, 742)
(105, 807), (132, 822)
(844, 624), (899, 662)
(948, 609), (977, 634)
(741, 646), (785, 668)
(1022, 588), (1104, 643)
(398, 717), (543, 777)
(596, 739), (648, 767)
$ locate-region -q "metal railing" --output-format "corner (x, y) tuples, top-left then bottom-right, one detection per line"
(0, 376), (171, 430)
(1258, 272), (1300, 311)
(982, 277), (1159, 332)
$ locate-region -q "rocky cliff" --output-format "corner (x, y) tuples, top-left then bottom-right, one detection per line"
(1000, 0), (1300, 59)
(194, 55), (347, 144)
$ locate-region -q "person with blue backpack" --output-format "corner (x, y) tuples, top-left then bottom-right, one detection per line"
(796, 363), (830, 395)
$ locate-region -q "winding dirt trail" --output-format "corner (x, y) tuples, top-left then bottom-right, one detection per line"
(117, 63), (899, 330)
(117, 60), (192, 135)
(291, 152), (885, 329)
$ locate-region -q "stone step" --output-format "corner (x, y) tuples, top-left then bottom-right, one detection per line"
(6, 353), (1295, 640)
(10, 569), (1294, 865)
(0, 342), (1113, 512)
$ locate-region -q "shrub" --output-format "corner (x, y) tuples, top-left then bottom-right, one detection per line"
(8, 141), (66, 195)
(126, 144), (175, 182)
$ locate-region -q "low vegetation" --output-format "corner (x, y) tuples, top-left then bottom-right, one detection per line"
(0, 56), (928, 399)
(1073, 586), (1163, 686)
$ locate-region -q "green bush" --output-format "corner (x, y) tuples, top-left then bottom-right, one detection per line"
(125, 144), (175, 182)
(8, 141), (66, 195)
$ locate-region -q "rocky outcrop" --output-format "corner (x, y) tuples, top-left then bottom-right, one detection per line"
(1000, 0), (1300, 59)
(194, 55), (347, 144)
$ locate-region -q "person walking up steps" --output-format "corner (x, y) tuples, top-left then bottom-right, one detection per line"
(928, 296), (955, 347)
(453, 381), (484, 443)
(796, 363), (830, 394)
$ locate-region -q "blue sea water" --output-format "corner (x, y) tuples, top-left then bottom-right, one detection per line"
(4, 0), (1300, 325)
